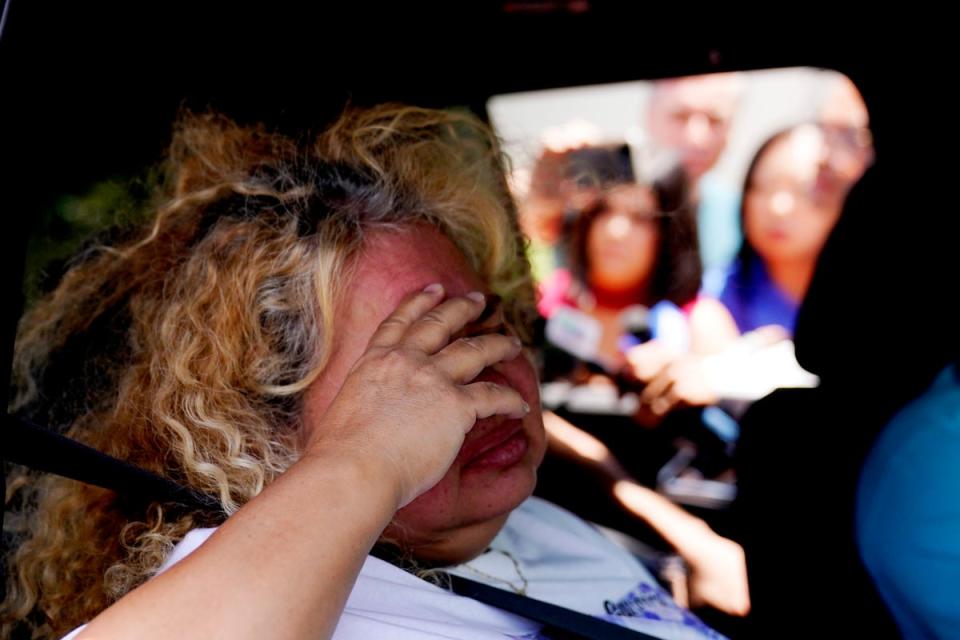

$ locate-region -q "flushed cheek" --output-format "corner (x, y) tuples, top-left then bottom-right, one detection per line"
(383, 356), (543, 545)
(503, 356), (547, 456)
(388, 471), (462, 535)
(502, 350), (540, 401)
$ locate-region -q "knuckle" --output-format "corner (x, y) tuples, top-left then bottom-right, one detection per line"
(411, 360), (444, 385)
(479, 380), (503, 396)
(458, 336), (485, 354)
(420, 310), (447, 327)
(377, 315), (407, 332)
(450, 384), (473, 406)
(380, 348), (415, 373)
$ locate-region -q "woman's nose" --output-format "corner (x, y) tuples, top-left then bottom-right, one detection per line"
(604, 212), (633, 239)
(769, 190), (796, 217)
(685, 112), (712, 146)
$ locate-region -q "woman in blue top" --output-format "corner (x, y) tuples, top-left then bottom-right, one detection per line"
(718, 123), (849, 335)
(626, 124), (855, 436)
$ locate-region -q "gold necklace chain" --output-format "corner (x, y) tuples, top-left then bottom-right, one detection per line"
(459, 548), (529, 596)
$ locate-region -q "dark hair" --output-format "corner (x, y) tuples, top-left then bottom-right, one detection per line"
(567, 161), (701, 306)
(731, 127), (796, 282)
(731, 124), (833, 286)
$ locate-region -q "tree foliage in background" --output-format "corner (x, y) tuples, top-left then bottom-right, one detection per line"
(22, 176), (152, 308)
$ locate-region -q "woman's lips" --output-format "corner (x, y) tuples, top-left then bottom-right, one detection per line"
(459, 419), (528, 470)
(457, 364), (538, 471)
(764, 225), (790, 241)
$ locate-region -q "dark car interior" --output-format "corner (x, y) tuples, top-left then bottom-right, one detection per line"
(3, 4), (957, 638)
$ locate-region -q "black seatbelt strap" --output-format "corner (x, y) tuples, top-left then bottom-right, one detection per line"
(4, 414), (222, 512)
(446, 573), (660, 640)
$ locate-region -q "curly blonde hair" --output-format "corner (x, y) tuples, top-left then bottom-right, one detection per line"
(2, 104), (536, 639)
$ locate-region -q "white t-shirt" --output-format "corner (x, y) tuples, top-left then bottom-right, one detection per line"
(63, 497), (725, 640)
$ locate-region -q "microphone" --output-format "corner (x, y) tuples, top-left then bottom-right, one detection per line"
(618, 305), (652, 352)
(542, 306), (643, 415)
(544, 305), (603, 365)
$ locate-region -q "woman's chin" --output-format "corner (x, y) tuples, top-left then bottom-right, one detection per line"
(400, 511), (513, 566)
(382, 470), (537, 566)
(381, 425), (544, 566)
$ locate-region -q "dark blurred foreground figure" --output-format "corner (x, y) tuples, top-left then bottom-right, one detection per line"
(733, 155), (960, 637)
(857, 354), (960, 639)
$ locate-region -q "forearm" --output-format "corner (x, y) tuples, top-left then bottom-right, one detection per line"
(78, 453), (398, 640)
(543, 410), (631, 480)
(611, 481), (713, 555)
(544, 411), (711, 549)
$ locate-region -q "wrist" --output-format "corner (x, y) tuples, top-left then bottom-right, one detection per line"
(296, 447), (403, 525)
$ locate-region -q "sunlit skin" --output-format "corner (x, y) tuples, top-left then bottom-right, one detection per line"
(743, 125), (845, 302)
(647, 74), (741, 183)
(302, 226), (547, 565)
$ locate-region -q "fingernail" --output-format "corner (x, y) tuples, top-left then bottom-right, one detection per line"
(466, 291), (485, 304)
(423, 283), (444, 295)
(522, 401), (531, 414)
(510, 336), (522, 348)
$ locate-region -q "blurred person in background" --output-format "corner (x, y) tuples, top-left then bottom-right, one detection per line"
(819, 73), (874, 192)
(645, 73), (743, 275)
(531, 148), (751, 621)
(516, 120), (608, 282)
(716, 124), (848, 336)
(630, 78), (874, 418)
(627, 123), (855, 428)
